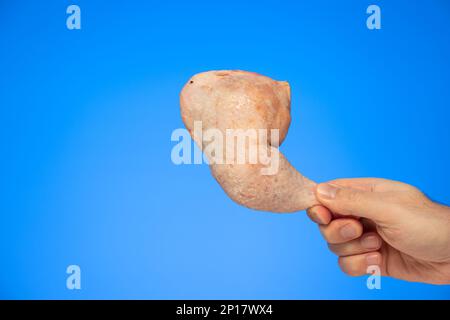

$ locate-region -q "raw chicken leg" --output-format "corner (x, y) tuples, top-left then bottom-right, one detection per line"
(180, 70), (318, 212)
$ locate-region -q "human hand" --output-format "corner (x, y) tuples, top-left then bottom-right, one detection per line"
(307, 178), (450, 284)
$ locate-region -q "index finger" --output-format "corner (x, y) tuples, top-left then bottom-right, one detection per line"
(307, 205), (332, 225)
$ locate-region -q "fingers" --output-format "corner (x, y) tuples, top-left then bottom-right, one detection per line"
(319, 218), (363, 244)
(315, 182), (387, 222)
(307, 205), (332, 225)
(307, 184), (385, 278)
(338, 252), (382, 276)
(306, 205), (361, 225)
(328, 232), (382, 256)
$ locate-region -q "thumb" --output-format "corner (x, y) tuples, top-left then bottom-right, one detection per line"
(315, 183), (387, 222)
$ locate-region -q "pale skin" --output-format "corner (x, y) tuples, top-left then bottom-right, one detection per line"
(307, 178), (450, 285)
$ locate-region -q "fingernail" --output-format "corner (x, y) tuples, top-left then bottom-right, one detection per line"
(310, 212), (322, 224)
(339, 224), (357, 239)
(309, 208), (325, 224)
(361, 235), (380, 249)
(315, 215), (326, 225)
(317, 183), (338, 200)
(366, 254), (380, 266)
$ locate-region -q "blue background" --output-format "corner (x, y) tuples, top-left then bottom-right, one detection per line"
(1, 0), (449, 299)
